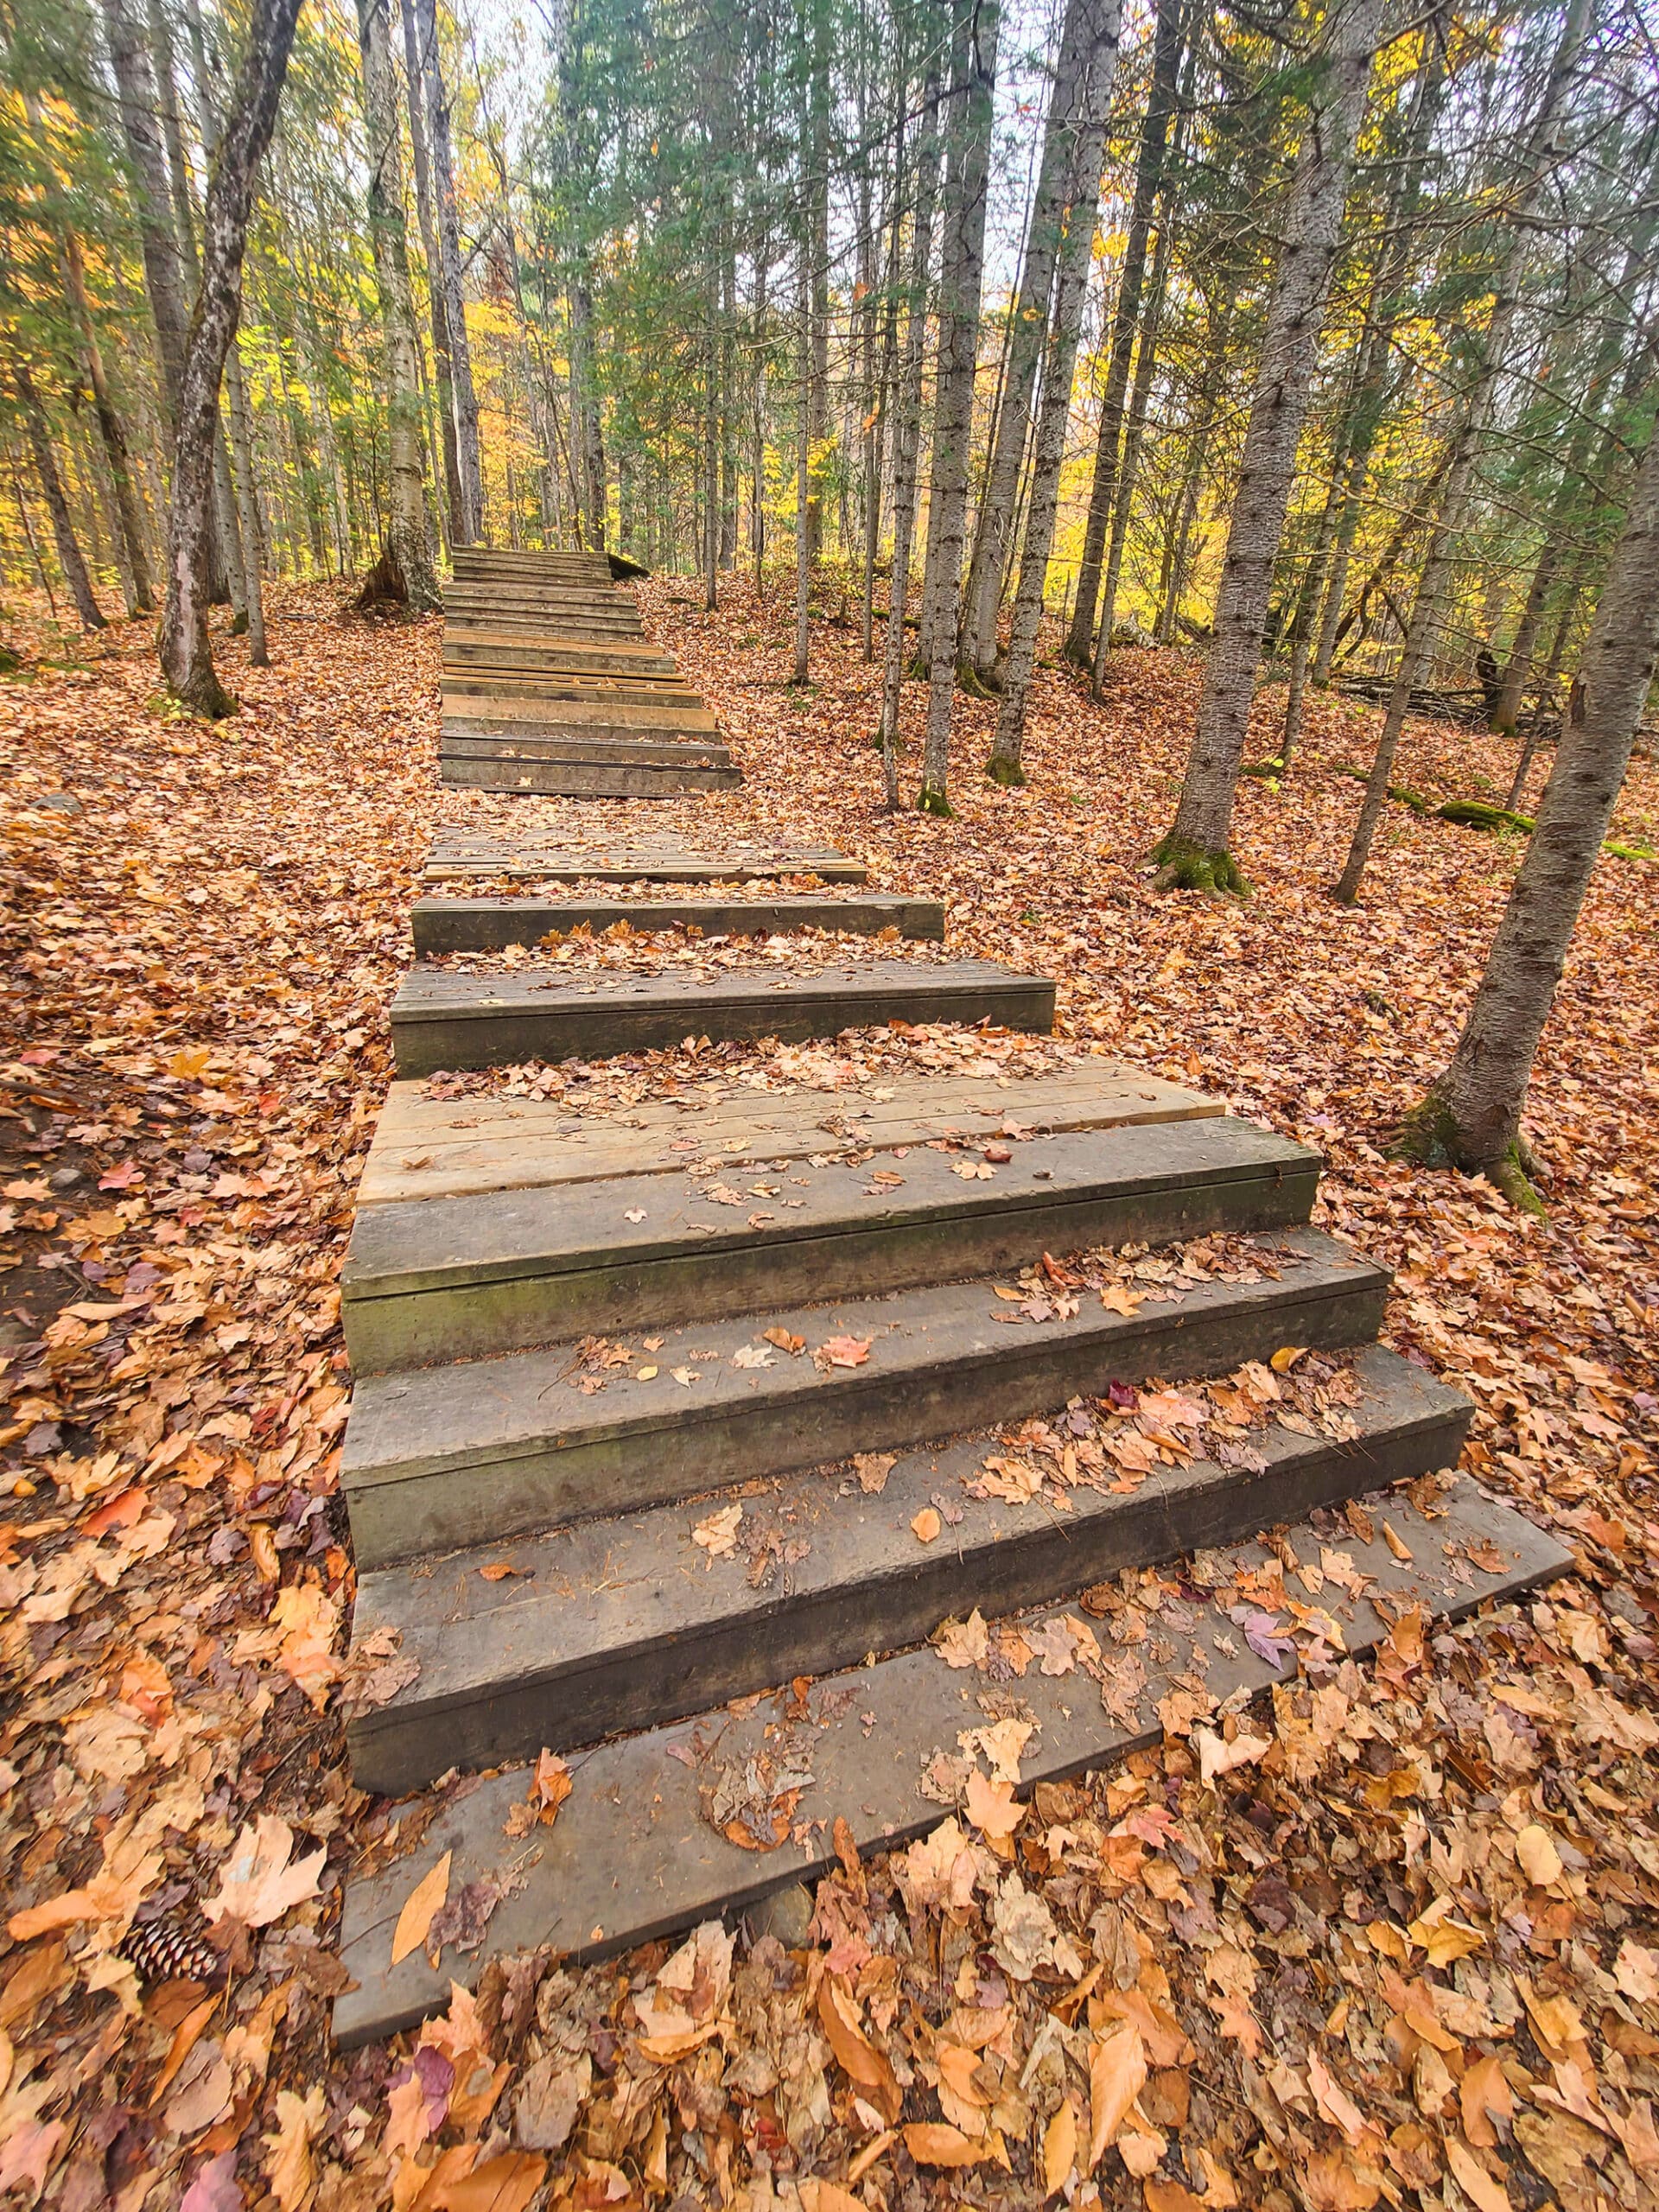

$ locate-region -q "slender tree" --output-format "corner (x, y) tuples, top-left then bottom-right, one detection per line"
(1154, 0), (1384, 892)
(1065, 0), (1185, 665)
(410, 0), (484, 542)
(1398, 411), (1659, 1207)
(957, 0), (1093, 685)
(160, 0), (305, 713)
(357, 0), (441, 607)
(917, 0), (999, 815)
(13, 361), (107, 628)
(1334, 0), (1592, 902)
(987, 0), (1123, 779)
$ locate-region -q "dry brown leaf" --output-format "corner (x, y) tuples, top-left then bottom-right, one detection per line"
(391, 1851), (452, 1967)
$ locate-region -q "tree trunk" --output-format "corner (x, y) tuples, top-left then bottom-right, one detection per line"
(877, 58), (943, 810)
(988, 0), (1123, 779)
(1158, 0), (1383, 890)
(1065, 0), (1185, 665)
(958, 0), (1095, 682)
(804, 0), (830, 561)
(160, 0), (304, 715)
(98, 0), (194, 420)
(1089, 188), (1175, 694)
(917, 0), (1000, 816)
(401, 0), (462, 539)
(410, 0), (483, 542)
(16, 365), (107, 629)
(1401, 422), (1659, 1205)
(59, 235), (153, 613)
(792, 278), (811, 685)
(357, 0), (442, 608)
(1335, 0), (1591, 901)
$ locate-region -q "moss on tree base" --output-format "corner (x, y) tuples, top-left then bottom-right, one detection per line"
(916, 783), (954, 818)
(985, 752), (1027, 788)
(1149, 833), (1249, 897)
(1392, 1091), (1547, 1215)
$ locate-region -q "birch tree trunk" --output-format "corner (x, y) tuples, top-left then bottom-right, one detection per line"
(988, 0), (1123, 779)
(1334, 0), (1592, 902)
(1155, 0), (1384, 892)
(160, 0), (305, 715)
(877, 57), (943, 809)
(98, 0), (193, 419)
(1065, 0), (1184, 664)
(401, 0), (461, 539)
(15, 366), (107, 629)
(1089, 188), (1174, 694)
(957, 0), (1092, 684)
(411, 0), (484, 542)
(917, 0), (999, 816)
(1400, 421), (1659, 1206)
(357, 0), (441, 608)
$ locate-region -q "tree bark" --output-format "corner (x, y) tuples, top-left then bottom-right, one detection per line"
(1088, 184), (1175, 693)
(15, 365), (107, 629)
(1065, 0), (1185, 665)
(410, 0), (483, 542)
(988, 0), (1123, 779)
(1334, 0), (1592, 901)
(1402, 420), (1659, 1205)
(357, 0), (441, 608)
(160, 0), (305, 715)
(98, 0), (193, 421)
(1158, 0), (1383, 889)
(60, 232), (154, 611)
(917, 0), (1000, 816)
(401, 0), (461, 539)
(877, 55), (944, 808)
(958, 0), (1095, 682)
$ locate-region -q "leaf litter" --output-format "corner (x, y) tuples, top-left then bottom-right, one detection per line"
(0, 577), (1654, 2209)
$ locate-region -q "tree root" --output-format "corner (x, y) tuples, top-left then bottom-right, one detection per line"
(985, 752), (1027, 787)
(1149, 833), (1248, 897)
(1391, 1090), (1548, 1215)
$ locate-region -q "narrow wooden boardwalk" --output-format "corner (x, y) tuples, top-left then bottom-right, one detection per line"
(327, 559), (1570, 2044)
(439, 547), (743, 796)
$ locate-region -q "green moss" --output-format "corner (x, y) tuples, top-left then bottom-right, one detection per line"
(1437, 798), (1535, 833)
(1149, 832), (1249, 897)
(985, 752), (1027, 788)
(916, 782), (954, 818)
(1604, 840), (1657, 862)
(1242, 756), (1286, 782)
(1391, 1091), (1547, 1215)
(958, 664), (1002, 700)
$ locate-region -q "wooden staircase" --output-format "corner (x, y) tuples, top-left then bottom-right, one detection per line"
(327, 836), (1568, 2045)
(438, 547), (742, 797)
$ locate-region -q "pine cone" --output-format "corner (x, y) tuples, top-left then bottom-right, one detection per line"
(120, 1910), (226, 1989)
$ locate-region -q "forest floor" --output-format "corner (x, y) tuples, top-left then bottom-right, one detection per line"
(1, 573), (1656, 2212)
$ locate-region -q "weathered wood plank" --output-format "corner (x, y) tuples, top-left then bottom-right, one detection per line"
(419, 838), (868, 886)
(437, 756), (744, 798)
(388, 956), (1055, 1075)
(341, 1116), (1319, 1370)
(333, 1474), (1566, 2044)
(357, 1062), (1218, 1205)
(408, 892), (943, 954)
(340, 1227), (1386, 1564)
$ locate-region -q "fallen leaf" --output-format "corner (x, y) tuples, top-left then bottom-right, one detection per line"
(391, 1852), (452, 1967)
(912, 1506), (942, 1543)
(204, 1815), (326, 1931)
(691, 1503), (743, 1556)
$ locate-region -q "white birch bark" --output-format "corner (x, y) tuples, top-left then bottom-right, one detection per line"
(1159, 0), (1385, 886)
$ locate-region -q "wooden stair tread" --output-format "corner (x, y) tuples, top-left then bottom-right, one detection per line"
(340, 1225), (1386, 1566)
(332, 1473), (1564, 2044)
(341, 1114), (1315, 1370)
(355, 1061), (1216, 1206)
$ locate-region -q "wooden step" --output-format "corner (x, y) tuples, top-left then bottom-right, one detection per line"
(346, 1344), (1469, 1793)
(357, 1062), (1215, 1207)
(342, 1115), (1318, 1371)
(441, 649), (680, 679)
(388, 955), (1055, 1076)
(340, 1225), (1386, 1566)
(409, 891), (944, 955)
(438, 754), (745, 798)
(333, 1471), (1563, 2044)
(440, 706), (719, 741)
(419, 837), (868, 885)
(440, 734), (734, 767)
